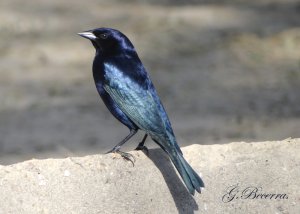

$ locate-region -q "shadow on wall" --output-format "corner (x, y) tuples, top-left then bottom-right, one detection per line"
(146, 148), (199, 214)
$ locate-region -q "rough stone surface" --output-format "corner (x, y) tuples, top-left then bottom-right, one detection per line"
(0, 139), (299, 214)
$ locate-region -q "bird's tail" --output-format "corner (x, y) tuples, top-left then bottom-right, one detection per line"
(153, 136), (204, 195)
(168, 150), (205, 195)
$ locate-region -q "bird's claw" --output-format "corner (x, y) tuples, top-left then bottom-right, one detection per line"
(117, 150), (135, 166)
(106, 148), (135, 166)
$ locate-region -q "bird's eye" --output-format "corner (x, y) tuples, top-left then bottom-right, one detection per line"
(99, 33), (108, 39)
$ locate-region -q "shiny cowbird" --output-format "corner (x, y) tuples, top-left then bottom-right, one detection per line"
(78, 28), (204, 194)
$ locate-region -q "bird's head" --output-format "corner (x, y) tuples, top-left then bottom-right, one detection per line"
(78, 28), (135, 56)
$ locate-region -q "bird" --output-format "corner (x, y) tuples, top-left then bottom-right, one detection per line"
(78, 27), (204, 195)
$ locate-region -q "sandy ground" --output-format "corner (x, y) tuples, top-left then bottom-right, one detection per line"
(0, 0), (300, 164)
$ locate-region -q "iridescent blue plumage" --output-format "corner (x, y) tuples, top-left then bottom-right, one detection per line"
(78, 27), (204, 194)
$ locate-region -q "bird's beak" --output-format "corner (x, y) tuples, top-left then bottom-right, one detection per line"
(77, 31), (97, 41)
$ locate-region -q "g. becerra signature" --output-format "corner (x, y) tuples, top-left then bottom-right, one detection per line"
(222, 184), (289, 203)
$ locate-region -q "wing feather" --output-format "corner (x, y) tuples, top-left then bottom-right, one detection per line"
(103, 84), (165, 135)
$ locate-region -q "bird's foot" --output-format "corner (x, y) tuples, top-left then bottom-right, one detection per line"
(106, 147), (135, 166)
(135, 142), (149, 156)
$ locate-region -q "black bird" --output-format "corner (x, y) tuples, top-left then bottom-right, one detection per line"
(78, 28), (204, 195)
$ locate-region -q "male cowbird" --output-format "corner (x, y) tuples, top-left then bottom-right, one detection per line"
(78, 28), (204, 194)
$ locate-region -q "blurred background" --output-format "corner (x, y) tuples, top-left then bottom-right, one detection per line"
(0, 0), (299, 164)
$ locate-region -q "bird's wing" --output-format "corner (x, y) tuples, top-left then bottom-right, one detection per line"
(102, 61), (182, 153)
(103, 81), (166, 135)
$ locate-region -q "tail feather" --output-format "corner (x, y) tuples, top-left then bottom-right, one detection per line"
(169, 150), (205, 195)
(152, 136), (204, 194)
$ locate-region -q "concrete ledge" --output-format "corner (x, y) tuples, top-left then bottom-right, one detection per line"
(0, 139), (299, 213)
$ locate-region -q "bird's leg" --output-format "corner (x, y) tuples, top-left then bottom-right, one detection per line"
(106, 129), (137, 166)
(106, 129), (137, 152)
(135, 134), (149, 155)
